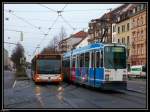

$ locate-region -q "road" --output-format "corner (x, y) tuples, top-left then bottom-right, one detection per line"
(4, 70), (15, 89)
(3, 69), (147, 109)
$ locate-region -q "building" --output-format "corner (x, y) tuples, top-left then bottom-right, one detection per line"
(111, 4), (130, 43)
(76, 35), (90, 48)
(130, 3), (147, 66)
(111, 3), (147, 69)
(4, 48), (8, 69)
(88, 12), (112, 43)
(115, 4), (134, 68)
(58, 31), (87, 53)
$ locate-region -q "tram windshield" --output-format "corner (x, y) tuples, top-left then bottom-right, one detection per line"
(36, 59), (61, 74)
(104, 46), (126, 69)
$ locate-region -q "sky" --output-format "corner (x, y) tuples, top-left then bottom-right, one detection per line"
(4, 3), (122, 62)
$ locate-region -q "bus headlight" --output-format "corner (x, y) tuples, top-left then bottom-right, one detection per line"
(35, 75), (40, 80)
(57, 76), (62, 80)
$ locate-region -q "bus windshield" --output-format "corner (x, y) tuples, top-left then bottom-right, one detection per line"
(104, 46), (126, 69)
(37, 59), (61, 74)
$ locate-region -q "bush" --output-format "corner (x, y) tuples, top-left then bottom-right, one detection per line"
(15, 67), (27, 78)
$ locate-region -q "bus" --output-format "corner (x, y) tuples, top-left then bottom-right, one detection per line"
(31, 54), (63, 84)
(130, 65), (146, 78)
(63, 42), (127, 90)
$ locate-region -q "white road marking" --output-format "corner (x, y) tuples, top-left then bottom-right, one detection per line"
(12, 80), (17, 88)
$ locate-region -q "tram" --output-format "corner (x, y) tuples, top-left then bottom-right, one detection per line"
(31, 54), (63, 84)
(62, 42), (127, 90)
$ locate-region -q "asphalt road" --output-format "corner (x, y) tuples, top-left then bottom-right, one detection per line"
(3, 70), (147, 109)
(4, 70), (15, 89)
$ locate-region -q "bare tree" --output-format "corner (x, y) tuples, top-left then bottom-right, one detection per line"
(40, 26), (67, 54)
(59, 26), (67, 41)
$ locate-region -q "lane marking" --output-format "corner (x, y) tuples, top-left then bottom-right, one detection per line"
(12, 80), (17, 88)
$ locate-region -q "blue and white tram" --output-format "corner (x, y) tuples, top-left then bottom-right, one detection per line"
(62, 42), (127, 90)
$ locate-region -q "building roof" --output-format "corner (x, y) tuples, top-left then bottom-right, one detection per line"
(59, 30), (87, 44)
(72, 31), (87, 38)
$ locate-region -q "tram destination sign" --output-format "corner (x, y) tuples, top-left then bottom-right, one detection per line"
(112, 47), (124, 52)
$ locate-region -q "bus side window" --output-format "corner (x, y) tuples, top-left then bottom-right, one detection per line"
(96, 52), (100, 67)
(91, 51), (95, 68)
(85, 52), (89, 68)
(101, 50), (103, 67)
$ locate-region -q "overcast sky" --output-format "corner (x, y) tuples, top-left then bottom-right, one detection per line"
(4, 3), (122, 62)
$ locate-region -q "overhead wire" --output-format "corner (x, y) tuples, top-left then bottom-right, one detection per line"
(32, 4), (68, 56)
(4, 10), (46, 35)
(4, 29), (45, 35)
(4, 8), (109, 13)
(38, 4), (57, 13)
(61, 4), (68, 12)
(5, 5), (112, 57)
(60, 15), (75, 31)
(32, 15), (60, 56)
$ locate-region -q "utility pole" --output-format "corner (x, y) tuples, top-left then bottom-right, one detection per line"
(100, 8), (112, 43)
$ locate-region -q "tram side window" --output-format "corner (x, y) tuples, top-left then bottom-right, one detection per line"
(76, 55), (80, 68)
(64, 59), (70, 68)
(72, 58), (76, 68)
(91, 52), (95, 67)
(96, 52), (100, 67)
(80, 54), (84, 67)
(100, 51), (103, 67)
(85, 52), (89, 68)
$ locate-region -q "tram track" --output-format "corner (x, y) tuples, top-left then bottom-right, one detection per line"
(111, 89), (146, 105)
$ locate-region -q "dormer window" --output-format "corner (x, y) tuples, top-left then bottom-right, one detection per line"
(141, 4), (144, 10)
(137, 5), (141, 11)
(133, 8), (136, 13)
(117, 16), (120, 22)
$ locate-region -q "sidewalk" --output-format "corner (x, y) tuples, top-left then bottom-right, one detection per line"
(127, 78), (146, 94)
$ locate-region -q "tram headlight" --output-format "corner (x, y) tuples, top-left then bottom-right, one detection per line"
(123, 74), (127, 81)
(105, 74), (109, 81)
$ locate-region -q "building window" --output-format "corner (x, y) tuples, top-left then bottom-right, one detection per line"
(141, 4), (144, 10)
(137, 31), (140, 40)
(122, 25), (125, 32)
(141, 30), (144, 39)
(133, 8), (136, 13)
(137, 5), (141, 12)
(113, 25), (116, 32)
(118, 39), (120, 43)
(137, 18), (140, 27)
(132, 19), (135, 28)
(127, 23), (130, 31)
(142, 45), (144, 54)
(127, 36), (130, 45)
(141, 16), (144, 25)
(118, 27), (120, 33)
